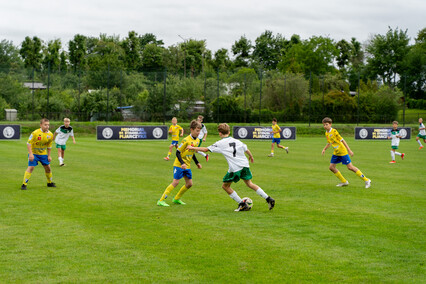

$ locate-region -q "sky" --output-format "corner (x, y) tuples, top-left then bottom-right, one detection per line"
(0, 0), (424, 53)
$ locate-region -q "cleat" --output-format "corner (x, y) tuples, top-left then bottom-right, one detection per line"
(285, 147), (289, 154)
(205, 154), (209, 162)
(172, 198), (186, 205)
(60, 163), (65, 167)
(234, 201), (249, 212)
(21, 184), (27, 190)
(164, 156), (170, 161)
(389, 160), (396, 164)
(365, 179), (371, 189)
(47, 182), (56, 188)
(420, 146), (424, 150)
(401, 153), (405, 160)
(267, 154), (274, 157)
(266, 196), (275, 210)
(157, 200), (170, 207)
(336, 181), (349, 187)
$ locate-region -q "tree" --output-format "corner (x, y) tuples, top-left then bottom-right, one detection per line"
(365, 27), (410, 86)
(210, 48), (230, 71)
(19, 36), (43, 69)
(183, 39), (207, 76)
(139, 33), (164, 49)
(0, 39), (22, 72)
(42, 39), (62, 72)
(121, 31), (141, 71)
(336, 39), (351, 71)
(232, 36), (252, 68)
(252, 30), (288, 70)
(68, 34), (87, 72)
(141, 43), (164, 71)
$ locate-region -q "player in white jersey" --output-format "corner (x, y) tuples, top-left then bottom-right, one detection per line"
(196, 115), (209, 161)
(416, 118), (425, 149)
(187, 123), (275, 211)
(388, 121), (405, 163)
(53, 118), (76, 166)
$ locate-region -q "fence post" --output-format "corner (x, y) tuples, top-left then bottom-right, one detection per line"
(47, 62), (50, 119)
(163, 69), (167, 125)
(284, 74), (286, 122)
(217, 69), (220, 122)
(357, 72), (360, 126)
(106, 64), (110, 122)
(259, 69), (262, 126)
(78, 67), (81, 121)
(403, 74), (406, 126)
(244, 73), (247, 123)
(322, 75), (325, 117)
(32, 68), (35, 121)
(308, 71), (312, 127)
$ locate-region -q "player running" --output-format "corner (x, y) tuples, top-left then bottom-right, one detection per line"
(268, 118), (288, 157)
(388, 121), (405, 163)
(416, 118), (425, 149)
(53, 118), (76, 166)
(187, 123), (275, 211)
(164, 117), (183, 161)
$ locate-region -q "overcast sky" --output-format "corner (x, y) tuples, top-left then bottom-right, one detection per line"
(0, 0), (424, 53)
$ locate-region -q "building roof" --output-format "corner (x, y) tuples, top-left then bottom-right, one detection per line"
(23, 82), (47, 89)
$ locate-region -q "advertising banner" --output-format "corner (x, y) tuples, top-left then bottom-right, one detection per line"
(97, 126), (168, 140)
(0, 125), (20, 140)
(355, 127), (411, 140)
(233, 126), (296, 140)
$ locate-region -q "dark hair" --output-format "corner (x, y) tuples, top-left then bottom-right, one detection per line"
(190, 120), (202, 129)
(322, 117), (332, 124)
(217, 123), (230, 135)
(40, 118), (49, 124)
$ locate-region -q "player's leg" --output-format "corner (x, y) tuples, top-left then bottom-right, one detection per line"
(346, 162), (371, 188)
(222, 182), (247, 211)
(269, 142), (275, 157)
(173, 175), (193, 204)
(60, 148), (65, 166)
(329, 161), (348, 186)
(243, 178), (275, 210)
(22, 165), (35, 190)
(158, 178), (179, 206)
(390, 148), (396, 162)
(43, 164), (56, 187)
(164, 144), (174, 160)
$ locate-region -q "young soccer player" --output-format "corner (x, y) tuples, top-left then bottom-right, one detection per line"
(157, 120), (202, 206)
(416, 118), (425, 149)
(268, 118), (288, 157)
(21, 118), (56, 190)
(388, 121), (405, 163)
(187, 123), (275, 211)
(196, 115), (209, 161)
(164, 117), (184, 161)
(321, 117), (371, 188)
(53, 118), (76, 166)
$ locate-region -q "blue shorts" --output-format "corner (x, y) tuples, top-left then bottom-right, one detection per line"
(171, 140), (179, 146)
(330, 155), (351, 165)
(28, 154), (50, 167)
(173, 166), (192, 180)
(272, 138), (281, 144)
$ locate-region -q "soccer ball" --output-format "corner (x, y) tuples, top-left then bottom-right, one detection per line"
(242, 197), (253, 210)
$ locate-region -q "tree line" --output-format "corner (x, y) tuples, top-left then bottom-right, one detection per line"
(0, 27), (424, 122)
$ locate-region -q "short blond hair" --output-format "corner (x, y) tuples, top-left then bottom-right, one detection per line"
(64, 118), (70, 122)
(217, 123), (230, 135)
(40, 118), (49, 124)
(393, 121), (398, 125)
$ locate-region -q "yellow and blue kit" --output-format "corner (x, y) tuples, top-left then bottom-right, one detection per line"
(272, 124), (281, 138)
(173, 135), (200, 169)
(169, 125), (183, 142)
(27, 128), (54, 155)
(325, 128), (348, 156)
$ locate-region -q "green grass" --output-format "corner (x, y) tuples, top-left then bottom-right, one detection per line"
(1, 135), (425, 282)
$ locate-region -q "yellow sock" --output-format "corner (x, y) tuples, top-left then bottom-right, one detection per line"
(355, 170), (368, 181)
(334, 171), (347, 183)
(23, 171), (31, 185)
(174, 185), (189, 200)
(167, 151), (171, 157)
(160, 184), (175, 201)
(271, 149), (274, 154)
(45, 172), (53, 183)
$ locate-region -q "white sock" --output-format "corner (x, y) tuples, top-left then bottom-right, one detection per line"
(197, 151), (206, 157)
(418, 140), (422, 146)
(391, 151), (395, 160)
(395, 151), (402, 156)
(255, 187), (268, 199)
(229, 191), (242, 203)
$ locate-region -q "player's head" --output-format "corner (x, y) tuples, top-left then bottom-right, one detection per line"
(189, 119), (202, 137)
(322, 117), (332, 130)
(171, 117), (177, 125)
(392, 121), (398, 128)
(419, 118), (423, 123)
(40, 118), (50, 131)
(272, 118), (277, 124)
(64, 118), (70, 127)
(197, 115), (204, 122)
(217, 123), (230, 136)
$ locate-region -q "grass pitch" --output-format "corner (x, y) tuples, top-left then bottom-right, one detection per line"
(1, 135), (425, 282)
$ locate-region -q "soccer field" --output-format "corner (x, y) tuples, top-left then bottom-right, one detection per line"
(1, 135), (425, 282)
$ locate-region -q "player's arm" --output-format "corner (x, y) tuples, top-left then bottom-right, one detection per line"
(47, 147), (52, 162)
(187, 146), (209, 152)
(175, 150), (187, 169)
(27, 143), (34, 161)
(192, 154), (202, 169)
(180, 127), (184, 136)
(341, 139), (354, 156)
(245, 149), (254, 163)
(321, 143), (331, 155)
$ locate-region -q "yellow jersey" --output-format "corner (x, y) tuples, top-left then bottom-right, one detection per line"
(272, 124), (281, 138)
(169, 125), (183, 141)
(27, 128), (54, 155)
(325, 128), (348, 156)
(173, 135), (200, 169)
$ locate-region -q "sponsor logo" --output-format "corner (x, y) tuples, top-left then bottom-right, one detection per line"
(152, 127), (163, 139)
(238, 128), (248, 138)
(399, 128), (407, 138)
(359, 128), (368, 139)
(282, 128), (292, 139)
(102, 127), (113, 139)
(3, 127), (15, 139)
